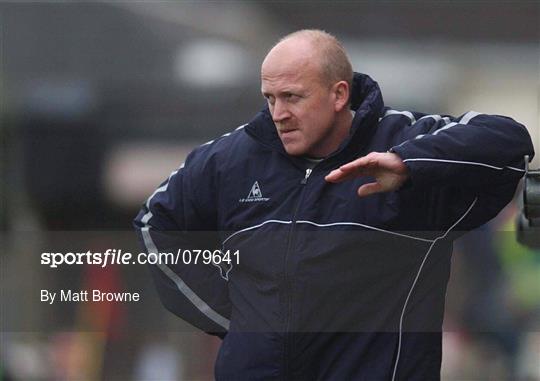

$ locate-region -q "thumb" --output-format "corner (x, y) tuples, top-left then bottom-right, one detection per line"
(357, 182), (383, 198)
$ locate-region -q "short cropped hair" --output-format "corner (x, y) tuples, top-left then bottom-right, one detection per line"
(278, 29), (354, 88)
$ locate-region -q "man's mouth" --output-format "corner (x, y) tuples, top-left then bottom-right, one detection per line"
(278, 128), (297, 134)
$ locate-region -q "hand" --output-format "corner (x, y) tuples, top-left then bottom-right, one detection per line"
(325, 152), (409, 197)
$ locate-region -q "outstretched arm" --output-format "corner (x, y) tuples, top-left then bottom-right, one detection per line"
(326, 111), (534, 197)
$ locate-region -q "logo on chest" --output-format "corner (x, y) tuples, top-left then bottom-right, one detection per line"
(239, 181), (270, 203)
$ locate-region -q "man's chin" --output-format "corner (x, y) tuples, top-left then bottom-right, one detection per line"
(282, 144), (306, 157)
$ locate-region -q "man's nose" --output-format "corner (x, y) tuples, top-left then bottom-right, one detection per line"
(272, 100), (290, 123)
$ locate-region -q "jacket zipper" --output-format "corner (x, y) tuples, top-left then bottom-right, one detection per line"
(283, 167), (313, 380)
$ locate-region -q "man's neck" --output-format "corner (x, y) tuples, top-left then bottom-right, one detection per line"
(334, 107), (355, 140)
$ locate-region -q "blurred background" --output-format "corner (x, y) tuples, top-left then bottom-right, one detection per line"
(0, 1), (539, 380)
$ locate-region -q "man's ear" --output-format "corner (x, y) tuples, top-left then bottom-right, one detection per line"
(333, 81), (350, 112)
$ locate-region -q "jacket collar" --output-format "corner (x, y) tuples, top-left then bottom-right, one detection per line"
(245, 73), (385, 162)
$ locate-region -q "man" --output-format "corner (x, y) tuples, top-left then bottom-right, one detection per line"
(134, 30), (534, 380)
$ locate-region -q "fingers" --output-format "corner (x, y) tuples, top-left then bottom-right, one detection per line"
(325, 168), (363, 183)
(357, 182), (383, 198)
(325, 170), (353, 183)
(325, 153), (379, 183)
(325, 166), (374, 182)
(340, 154), (377, 172)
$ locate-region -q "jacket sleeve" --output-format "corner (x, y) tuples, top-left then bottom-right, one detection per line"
(390, 111), (534, 189)
(390, 111), (535, 231)
(133, 144), (231, 337)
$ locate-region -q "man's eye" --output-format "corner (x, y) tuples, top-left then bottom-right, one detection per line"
(264, 95), (275, 105)
(285, 93), (300, 102)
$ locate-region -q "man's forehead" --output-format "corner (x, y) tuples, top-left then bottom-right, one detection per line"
(260, 81), (304, 95)
(260, 68), (314, 94)
(261, 65), (306, 82)
(262, 55), (312, 77)
(261, 58), (321, 91)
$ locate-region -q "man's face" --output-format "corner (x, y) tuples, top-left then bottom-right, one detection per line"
(261, 59), (339, 158)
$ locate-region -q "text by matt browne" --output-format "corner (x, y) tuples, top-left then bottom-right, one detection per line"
(40, 289), (140, 304)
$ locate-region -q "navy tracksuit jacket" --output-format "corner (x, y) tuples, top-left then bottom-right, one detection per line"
(134, 73), (534, 380)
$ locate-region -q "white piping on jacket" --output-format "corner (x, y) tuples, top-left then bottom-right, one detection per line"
(430, 111), (480, 136)
(379, 109), (416, 124)
(390, 197), (478, 381)
(296, 220), (434, 243)
(138, 124), (248, 331)
(140, 184), (231, 330)
(403, 158), (525, 173)
(222, 219), (435, 247)
(201, 123), (247, 147)
(391, 111), (480, 149)
(222, 220), (293, 246)
(417, 114), (452, 125)
(459, 110), (481, 125)
(391, 110), (525, 173)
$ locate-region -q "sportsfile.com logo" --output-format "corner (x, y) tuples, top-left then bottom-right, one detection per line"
(239, 181), (270, 203)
